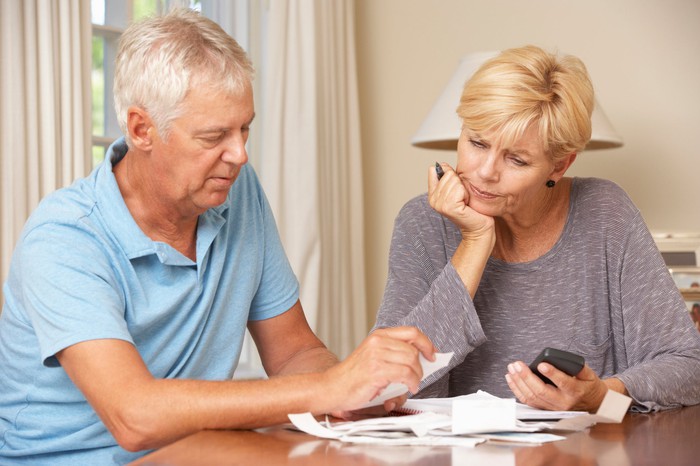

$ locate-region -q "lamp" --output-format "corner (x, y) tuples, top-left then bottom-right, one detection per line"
(411, 51), (624, 151)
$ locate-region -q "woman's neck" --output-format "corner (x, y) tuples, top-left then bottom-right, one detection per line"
(491, 178), (572, 263)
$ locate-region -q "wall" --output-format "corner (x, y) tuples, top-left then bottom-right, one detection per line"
(355, 0), (700, 327)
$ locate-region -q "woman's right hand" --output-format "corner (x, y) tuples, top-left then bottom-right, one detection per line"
(428, 163), (494, 241)
(429, 163), (495, 297)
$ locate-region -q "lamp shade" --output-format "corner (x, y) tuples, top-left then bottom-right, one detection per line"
(411, 51), (624, 151)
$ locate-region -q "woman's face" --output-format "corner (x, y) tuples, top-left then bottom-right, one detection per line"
(455, 125), (557, 220)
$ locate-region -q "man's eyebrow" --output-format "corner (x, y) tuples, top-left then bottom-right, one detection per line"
(194, 127), (230, 135)
(194, 114), (256, 135)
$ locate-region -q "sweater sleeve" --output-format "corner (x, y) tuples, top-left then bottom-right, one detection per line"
(614, 210), (700, 411)
(372, 195), (487, 397)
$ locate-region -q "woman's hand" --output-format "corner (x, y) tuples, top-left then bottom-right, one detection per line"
(428, 163), (494, 241)
(429, 163), (495, 297)
(504, 361), (612, 412)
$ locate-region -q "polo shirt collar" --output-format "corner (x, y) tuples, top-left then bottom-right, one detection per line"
(95, 138), (228, 266)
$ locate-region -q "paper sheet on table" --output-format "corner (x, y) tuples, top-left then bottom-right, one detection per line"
(449, 390), (632, 433)
(549, 390), (632, 431)
(288, 389), (632, 446)
(401, 390), (588, 421)
(288, 412), (484, 447)
(288, 411), (451, 439)
(360, 352), (453, 408)
(400, 391), (576, 418)
(452, 396), (517, 434)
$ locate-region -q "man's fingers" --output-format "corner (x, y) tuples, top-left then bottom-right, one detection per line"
(373, 326), (436, 361)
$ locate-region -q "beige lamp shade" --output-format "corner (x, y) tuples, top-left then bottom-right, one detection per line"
(411, 51), (624, 151)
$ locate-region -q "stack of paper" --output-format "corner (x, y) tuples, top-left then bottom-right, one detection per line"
(288, 351), (632, 447)
(289, 390), (631, 446)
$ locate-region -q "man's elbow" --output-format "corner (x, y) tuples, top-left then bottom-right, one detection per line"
(106, 404), (171, 452)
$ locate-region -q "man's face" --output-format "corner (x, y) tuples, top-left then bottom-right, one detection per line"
(147, 85), (255, 217)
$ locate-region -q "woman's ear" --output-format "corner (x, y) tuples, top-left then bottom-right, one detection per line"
(550, 152), (578, 182)
(126, 106), (154, 151)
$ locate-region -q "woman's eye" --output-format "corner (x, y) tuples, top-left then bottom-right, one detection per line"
(508, 155), (527, 166)
(469, 139), (486, 149)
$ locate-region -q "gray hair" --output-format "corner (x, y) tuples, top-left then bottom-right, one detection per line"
(113, 8), (254, 146)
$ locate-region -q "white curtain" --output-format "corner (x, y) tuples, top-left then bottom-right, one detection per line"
(260, 0), (367, 358)
(0, 0), (92, 301)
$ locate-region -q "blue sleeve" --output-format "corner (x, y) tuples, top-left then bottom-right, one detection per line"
(244, 167), (300, 321)
(12, 223), (132, 366)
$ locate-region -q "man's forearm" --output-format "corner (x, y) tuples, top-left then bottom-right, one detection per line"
(271, 345), (339, 376)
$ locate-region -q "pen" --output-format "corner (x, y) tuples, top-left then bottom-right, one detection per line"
(435, 162), (444, 180)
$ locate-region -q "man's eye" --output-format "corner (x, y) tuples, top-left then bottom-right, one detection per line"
(201, 134), (225, 144)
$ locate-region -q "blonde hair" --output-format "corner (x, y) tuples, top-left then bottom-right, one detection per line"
(113, 8), (254, 146)
(457, 45), (594, 162)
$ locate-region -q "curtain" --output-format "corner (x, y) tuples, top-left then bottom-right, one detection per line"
(0, 0), (92, 301)
(260, 0), (367, 359)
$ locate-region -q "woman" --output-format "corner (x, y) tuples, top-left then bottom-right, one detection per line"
(374, 45), (700, 413)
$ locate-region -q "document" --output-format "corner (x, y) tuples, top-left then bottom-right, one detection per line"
(288, 390), (632, 447)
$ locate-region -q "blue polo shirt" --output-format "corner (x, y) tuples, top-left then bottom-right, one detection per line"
(0, 138), (299, 465)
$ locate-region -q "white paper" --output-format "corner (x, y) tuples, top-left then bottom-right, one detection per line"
(360, 352), (453, 408)
(402, 391), (588, 421)
(452, 397), (517, 434)
(472, 431), (566, 444)
(551, 390), (632, 431)
(340, 435), (484, 447)
(289, 411), (452, 439)
(287, 389), (632, 446)
(287, 412), (344, 439)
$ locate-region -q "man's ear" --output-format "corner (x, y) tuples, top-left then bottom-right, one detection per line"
(126, 106), (155, 151)
(549, 152), (577, 182)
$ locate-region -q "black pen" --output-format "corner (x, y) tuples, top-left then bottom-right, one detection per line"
(435, 162), (444, 180)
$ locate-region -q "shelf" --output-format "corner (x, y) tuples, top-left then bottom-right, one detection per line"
(680, 289), (700, 301)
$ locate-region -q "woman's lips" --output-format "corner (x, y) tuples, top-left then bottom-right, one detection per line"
(469, 184), (498, 200)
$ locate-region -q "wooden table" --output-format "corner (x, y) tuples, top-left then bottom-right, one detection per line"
(130, 404), (700, 465)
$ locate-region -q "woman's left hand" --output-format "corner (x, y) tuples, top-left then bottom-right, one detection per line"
(504, 361), (609, 412)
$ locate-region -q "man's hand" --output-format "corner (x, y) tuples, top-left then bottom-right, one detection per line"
(321, 327), (436, 414)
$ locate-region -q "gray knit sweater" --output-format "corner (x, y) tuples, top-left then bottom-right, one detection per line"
(374, 177), (700, 412)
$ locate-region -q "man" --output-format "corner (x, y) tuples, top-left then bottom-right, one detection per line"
(0, 9), (435, 465)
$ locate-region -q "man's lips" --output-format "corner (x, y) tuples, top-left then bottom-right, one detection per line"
(209, 174), (235, 186)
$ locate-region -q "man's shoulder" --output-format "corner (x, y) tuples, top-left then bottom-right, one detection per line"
(24, 179), (98, 233)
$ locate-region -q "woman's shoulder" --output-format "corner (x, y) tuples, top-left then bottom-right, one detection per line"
(396, 192), (440, 222)
(573, 177), (637, 211)
(571, 177), (641, 230)
(394, 192), (454, 233)
(574, 176), (628, 197)
(398, 192), (431, 215)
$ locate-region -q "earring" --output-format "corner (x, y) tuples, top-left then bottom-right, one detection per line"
(546, 180), (556, 188)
